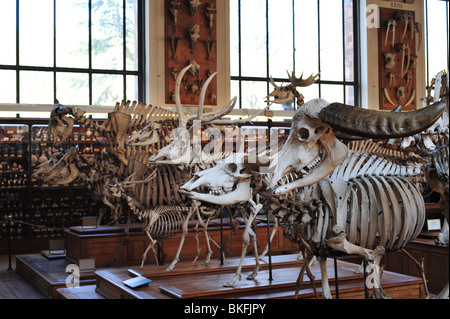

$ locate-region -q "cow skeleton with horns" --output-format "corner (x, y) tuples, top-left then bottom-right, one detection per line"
(180, 94), (446, 297)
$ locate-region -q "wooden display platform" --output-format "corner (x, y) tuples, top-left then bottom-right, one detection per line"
(64, 219), (297, 268)
(15, 253), (98, 299)
(89, 254), (425, 300)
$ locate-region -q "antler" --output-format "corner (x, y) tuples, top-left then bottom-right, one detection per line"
(288, 71), (319, 87)
(174, 64), (239, 127)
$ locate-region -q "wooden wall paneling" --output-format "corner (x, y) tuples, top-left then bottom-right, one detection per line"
(165, 0), (217, 106)
(378, 7), (417, 110)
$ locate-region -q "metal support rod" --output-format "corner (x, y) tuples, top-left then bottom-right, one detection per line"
(333, 256), (339, 299)
(266, 209), (273, 281)
(363, 259), (370, 299)
(220, 207), (224, 266)
(7, 215), (12, 271)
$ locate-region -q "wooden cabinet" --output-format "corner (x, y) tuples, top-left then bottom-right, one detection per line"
(384, 238), (448, 295)
(0, 118), (102, 254)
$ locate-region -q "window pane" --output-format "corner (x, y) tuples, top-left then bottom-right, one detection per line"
(300, 83), (320, 103)
(230, 0), (240, 76)
(294, 1), (319, 77)
(346, 85), (355, 106)
(92, 74), (123, 106)
(126, 75), (139, 102)
(56, 72), (89, 105)
(92, 0), (124, 70)
(126, 0), (139, 71)
(240, 0), (267, 77)
(0, 70), (16, 103)
(19, 0), (54, 67)
(56, 0), (89, 68)
(426, 0), (449, 80)
(319, 0), (343, 81)
(268, 0), (293, 78)
(241, 81), (267, 109)
(230, 79), (240, 105)
(0, 0), (16, 65)
(321, 84), (344, 103)
(344, 0), (354, 82)
(20, 71), (54, 104)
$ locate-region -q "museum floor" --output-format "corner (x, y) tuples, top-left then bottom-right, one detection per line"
(0, 254), (46, 299)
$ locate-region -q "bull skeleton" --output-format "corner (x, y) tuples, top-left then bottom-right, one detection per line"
(180, 97), (446, 297)
(383, 70), (449, 298)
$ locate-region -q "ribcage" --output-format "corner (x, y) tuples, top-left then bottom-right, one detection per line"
(329, 176), (423, 250)
(143, 207), (188, 239)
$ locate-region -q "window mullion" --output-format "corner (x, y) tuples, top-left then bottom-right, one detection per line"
(123, 0), (127, 101)
(265, 0), (269, 107)
(88, 0), (93, 105)
(317, 0), (321, 98)
(53, 0), (57, 103)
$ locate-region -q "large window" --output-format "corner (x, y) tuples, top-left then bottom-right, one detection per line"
(230, 0), (359, 110)
(424, 0), (449, 86)
(0, 0), (144, 107)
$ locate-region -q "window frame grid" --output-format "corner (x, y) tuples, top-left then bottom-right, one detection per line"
(0, 0), (145, 106)
(424, 0), (450, 88)
(230, 0), (360, 110)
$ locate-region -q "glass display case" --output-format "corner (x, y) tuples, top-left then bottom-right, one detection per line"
(0, 120), (102, 245)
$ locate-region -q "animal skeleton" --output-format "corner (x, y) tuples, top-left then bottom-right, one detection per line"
(274, 139), (427, 299)
(389, 70), (449, 298)
(141, 66), (271, 271)
(181, 98), (445, 293)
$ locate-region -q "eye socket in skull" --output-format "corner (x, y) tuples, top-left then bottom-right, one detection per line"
(227, 163), (237, 173)
(296, 120), (328, 143)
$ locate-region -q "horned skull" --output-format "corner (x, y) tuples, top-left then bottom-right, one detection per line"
(270, 99), (348, 194)
(270, 98), (446, 196)
(179, 153), (253, 206)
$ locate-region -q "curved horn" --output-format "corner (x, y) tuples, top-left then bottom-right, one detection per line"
(175, 64), (193, 127)
(320, 101), (446, 139)
(197, 71), (217, 119)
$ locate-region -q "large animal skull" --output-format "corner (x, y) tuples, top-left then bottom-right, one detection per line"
(179, 153), (253, 205)
(48, 101), (76, 146)
(127, 122), (168, 146)
(32, 147), (80, 185)
(32, 152), (65, 180)
(149, 128), (191, 165)
(269, 99), (348, 193)
(271, 98), (446, 195)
